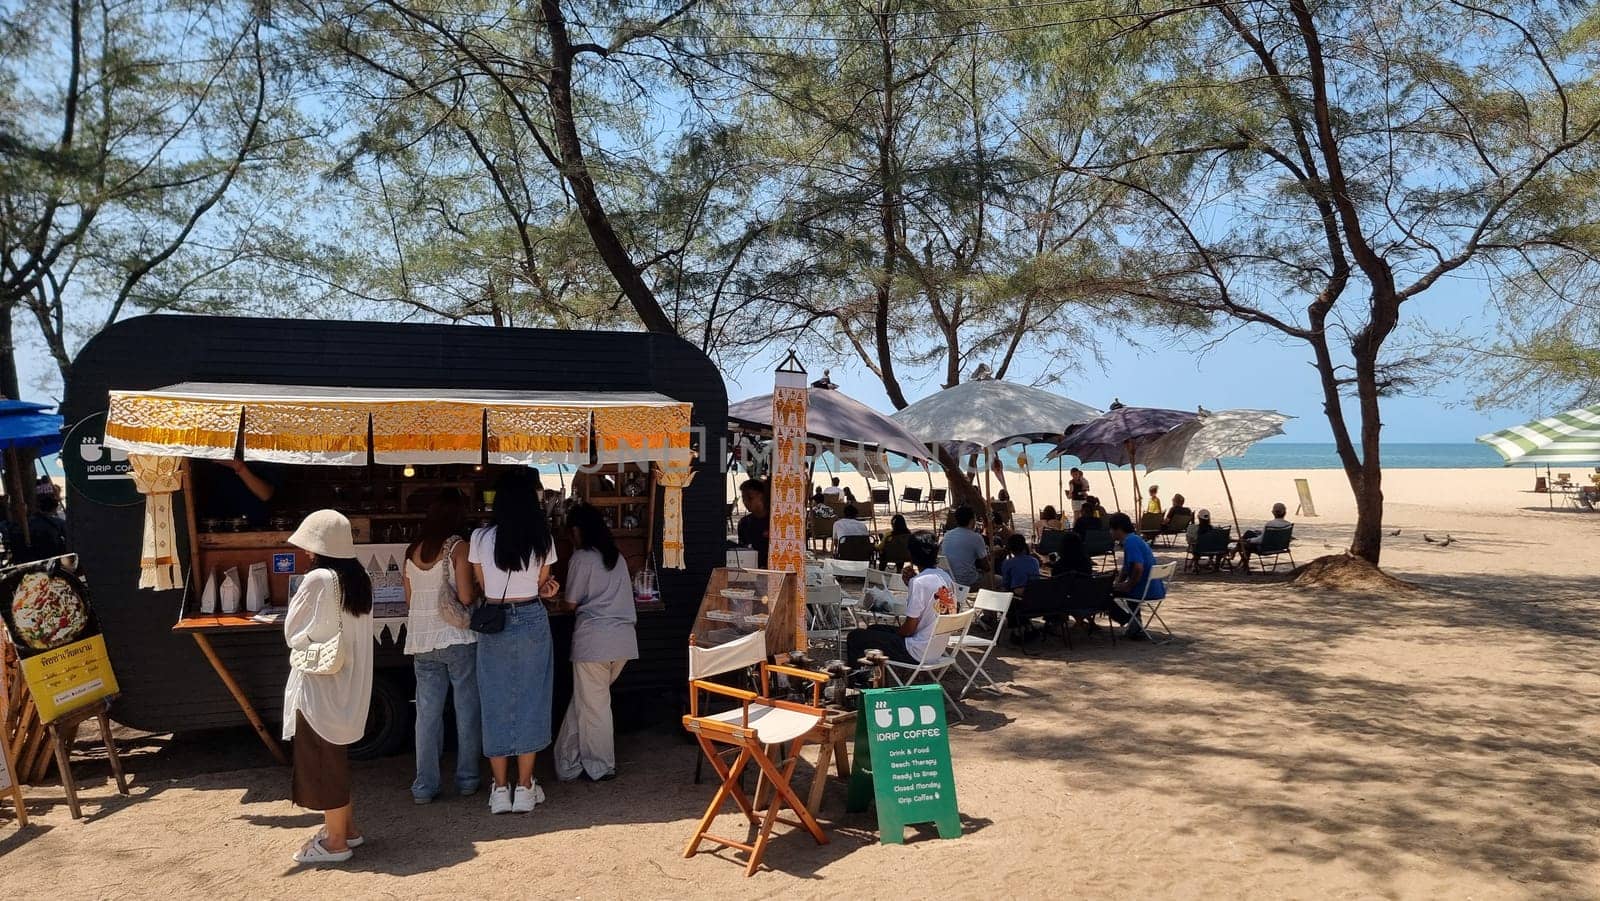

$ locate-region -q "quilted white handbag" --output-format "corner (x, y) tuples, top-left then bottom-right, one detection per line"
(289, 582), (346, 676)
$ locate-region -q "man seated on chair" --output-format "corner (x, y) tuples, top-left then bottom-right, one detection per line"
(831, 504), (871, 546)
(822, 477), (844, 499)
(846, 531), (956, 666)
(999, 533), (1041, 595)
(939, 505), (990, 589)
(1107, 512), (1164, 641)
(1163, 493), (1192, 529)
(1238, 502), (1292, 567)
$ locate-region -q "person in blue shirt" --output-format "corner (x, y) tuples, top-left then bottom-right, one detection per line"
(1107, 512), (1165, 640)
(998, 533), (1041, 592)
(938, 505), (990, 588)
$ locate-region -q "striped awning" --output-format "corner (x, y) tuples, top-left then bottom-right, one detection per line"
(103, 383), (692, 467)
(1477, 403), (1600, 466)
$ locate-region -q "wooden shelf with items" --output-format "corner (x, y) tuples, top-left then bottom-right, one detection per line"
(569, 462), (657, 544)
(690, 567), (802, 659)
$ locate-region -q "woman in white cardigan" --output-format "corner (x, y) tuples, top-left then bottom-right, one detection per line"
(282, 510), (374, 865)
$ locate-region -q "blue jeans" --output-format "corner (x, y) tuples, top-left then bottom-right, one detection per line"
(412, 642), (482, 800)
(475, 602), (555, 758)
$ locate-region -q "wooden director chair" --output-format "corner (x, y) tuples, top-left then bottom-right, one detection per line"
(683, 631), (830, 876)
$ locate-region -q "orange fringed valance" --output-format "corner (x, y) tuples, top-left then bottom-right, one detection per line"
(594, 403), (692, 465)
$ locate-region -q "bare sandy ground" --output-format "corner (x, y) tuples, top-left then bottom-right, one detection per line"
(4, 468), (1599, 899)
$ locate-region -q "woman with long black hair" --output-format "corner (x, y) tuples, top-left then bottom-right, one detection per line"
(282, 509), (374, 865)
(469, 468), (560, 815)
(553, 502), (638, 782)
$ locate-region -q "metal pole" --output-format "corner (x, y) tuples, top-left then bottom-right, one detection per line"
(1216, 458), (1242, 534)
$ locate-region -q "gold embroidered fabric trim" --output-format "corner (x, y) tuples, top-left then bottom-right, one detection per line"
(373, 402), (483, 458)
(106, 394), (242, 453)
(594, 404), (691, 464)
(486, 406), (590, 462)
(243, 402), (370, 456)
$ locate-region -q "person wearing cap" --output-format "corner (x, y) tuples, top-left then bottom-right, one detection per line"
(1186, 508), (1215, 545)
(282, 509), (375, 865)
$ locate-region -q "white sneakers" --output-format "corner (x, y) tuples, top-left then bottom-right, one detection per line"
(488, 784), (512, 814)
(489, 781), (546, 814)
(511, 782), (545, 813)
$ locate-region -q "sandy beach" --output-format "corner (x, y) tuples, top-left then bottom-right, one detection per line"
(4, 466), (1599, 899)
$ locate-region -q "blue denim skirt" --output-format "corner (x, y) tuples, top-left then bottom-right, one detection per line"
(475, 602), (555, 757)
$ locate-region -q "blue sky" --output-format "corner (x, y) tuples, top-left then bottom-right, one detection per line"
(723, 280), (1514, 444)
(15, 273), (1517, 444)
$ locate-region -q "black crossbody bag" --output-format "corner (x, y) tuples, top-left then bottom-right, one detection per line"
(470, 580), (508, 634)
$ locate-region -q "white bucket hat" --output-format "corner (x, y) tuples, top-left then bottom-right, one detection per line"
(288, 509), (356, 559)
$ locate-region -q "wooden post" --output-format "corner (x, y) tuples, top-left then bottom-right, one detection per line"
(1216, 458), (1242, 535)
(44, 699), (128, 820)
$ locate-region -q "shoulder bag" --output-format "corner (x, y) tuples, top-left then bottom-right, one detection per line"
(289, 577), (346, 675)
(470, 572), (508, 635)
(436, 536), (475, 631)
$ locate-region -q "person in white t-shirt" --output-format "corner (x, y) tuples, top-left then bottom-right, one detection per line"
(469, 469), (561, 816)
(846, 531), (957, 664)
(831, 504), (871, 545)
(821, 477), (844, 498)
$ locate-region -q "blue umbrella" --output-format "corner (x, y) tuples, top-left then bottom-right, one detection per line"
(1047, 404), (1197, 510)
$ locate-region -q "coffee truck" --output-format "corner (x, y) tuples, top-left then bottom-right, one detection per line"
(62, 315), (725, 757)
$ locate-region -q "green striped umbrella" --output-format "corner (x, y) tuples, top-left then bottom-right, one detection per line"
(1477, 403), (1600, 465)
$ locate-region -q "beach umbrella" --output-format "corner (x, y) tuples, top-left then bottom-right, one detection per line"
(1046, 405), (1197, 505)
(889, 374), (1100, 452)
(729, 379), (928, 497)
(1478, 402), (1600, 509)
(0, 399), (64, 549)
(1478, 403), (1600, 466)
(891, 374), (1098, 530)
(1140, 408), (1293, 533)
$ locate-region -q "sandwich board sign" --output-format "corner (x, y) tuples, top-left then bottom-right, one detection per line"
(847, 684), (961, 843)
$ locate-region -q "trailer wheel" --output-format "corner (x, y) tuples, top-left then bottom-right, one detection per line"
(352, 671), (413, 760)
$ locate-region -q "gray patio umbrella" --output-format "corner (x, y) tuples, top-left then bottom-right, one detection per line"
(890, 375), (1099, 528)
(1047, 405), (1198, 508)
(729, 384), (929, 472)
(1140, 408), (1292, 533)
(889, 376), (1100, 450)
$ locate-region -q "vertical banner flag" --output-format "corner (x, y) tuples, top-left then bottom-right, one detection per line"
(769, 352), (809, 651)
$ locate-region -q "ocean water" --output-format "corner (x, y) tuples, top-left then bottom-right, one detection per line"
(818, 442), (1506, 474)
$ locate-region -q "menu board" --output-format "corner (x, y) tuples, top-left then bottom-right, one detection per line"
(847, 684), (961, 843)
(0, 559), (120, 723)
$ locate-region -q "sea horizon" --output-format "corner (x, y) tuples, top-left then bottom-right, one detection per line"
(827, 441), (1516, 474)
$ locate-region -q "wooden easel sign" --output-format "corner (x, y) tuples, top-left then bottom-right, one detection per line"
(0, 706), (26, 827)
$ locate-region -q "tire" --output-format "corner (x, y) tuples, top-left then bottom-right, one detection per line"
(351, 670), (413, 760)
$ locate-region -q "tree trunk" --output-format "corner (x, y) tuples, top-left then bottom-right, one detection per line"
(935, 445), (986, 525)
(0, 304), (19, 400)
(539, 0), (676, 336)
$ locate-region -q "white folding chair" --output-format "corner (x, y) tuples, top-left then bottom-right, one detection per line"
(804, 581), (846, 658)
(827, 559), (870, 626)
(884, 609), (976, 721)
(727, 549), (759, 570)
(1114, 561), (1177, 644)
(954, 590), (1013, 699)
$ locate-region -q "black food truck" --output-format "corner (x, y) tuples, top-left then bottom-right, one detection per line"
(61, 315), (725, 758)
